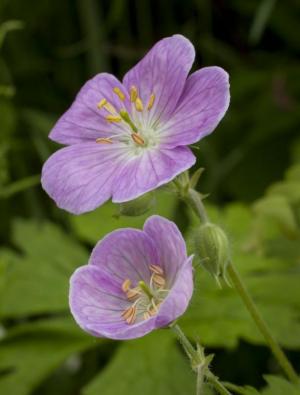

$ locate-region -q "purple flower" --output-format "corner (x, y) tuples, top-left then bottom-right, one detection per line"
(69, 215), (193, 340)
(42, 35), (230, 214)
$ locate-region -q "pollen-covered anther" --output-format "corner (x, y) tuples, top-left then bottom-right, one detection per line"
(113, 87), (125, 101)
(121, 305), (136, 324)
(104, 102), (118, 114)
(97, 98), (107, 109)
(131, 133), (145, 146)
(106, 115), (122, 123)
(130, 85), (138, 102)
(147, 94), (155, 110)
(96, 137), (113, 144)
(149, 264), (164, 275)
(122, 279), (131, 292)
(152, 273), (166, 288)
(135, 97), (144, 112)
(126, 288), (141, 301)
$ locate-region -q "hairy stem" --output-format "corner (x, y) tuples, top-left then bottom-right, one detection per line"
(227, 263), (299, 384)
(183, 186), (299, 384)
(206, 372), (232, 395)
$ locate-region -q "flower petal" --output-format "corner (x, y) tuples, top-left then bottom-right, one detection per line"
(49, 73), (129, 145)
(89, 228), (159, 285)
(156, 256), (194, 328)
(41, 142), (130, 214)
(159, 67), (230, 147)
(143, 215), (187, 285)
(123, 35), (195, 124)
(112, 146), (196, 203)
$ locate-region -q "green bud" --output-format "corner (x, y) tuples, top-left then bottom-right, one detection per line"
(194, 223), (230, 284)
(117, 192), (156, 217)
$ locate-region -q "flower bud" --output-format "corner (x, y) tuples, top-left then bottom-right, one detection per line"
(118, 192), (156, 217)
(194, 223), (230, 284)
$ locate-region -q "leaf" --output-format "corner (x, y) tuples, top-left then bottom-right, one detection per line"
(0, 219), (88, 318)
(83, 331), (207, 395)
(0, 317), (95, 395)
(261, 375), (300, 395)
(70, 190), (179, 244)
(183, 203), (300, 349)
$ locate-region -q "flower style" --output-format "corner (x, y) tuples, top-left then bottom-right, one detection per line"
(42, 35), (230, 214)
(69, 215), (193, 340)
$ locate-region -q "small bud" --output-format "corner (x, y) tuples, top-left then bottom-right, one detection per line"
(118, 192), (156, 217)
(194, 223), (230, 284)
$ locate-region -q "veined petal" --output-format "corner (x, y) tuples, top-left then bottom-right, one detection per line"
(123, 35), (195, 125)
(49, 73), (129, 145)
(89, 228), (159, 285)
(159, 67), (230, 147)
(41, 142), (130, 214)
(112, 146), (196, 203)
(156, 256), (194, 328)
(144, 216), (187, 286)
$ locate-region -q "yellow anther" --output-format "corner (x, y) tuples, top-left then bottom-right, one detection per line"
(130, 85), (138, 102)
(121, 306), (136, 324)
(152, 273), (166, 288)
(97, 98), (107, 109)
(147, 94), (155, 110)
(104, 102), (117, 114)
(122, 279), (131, 292)
(106, 115), (122, 123)
(135, 97), (144, 112)
(148, 306), (157, 317)
(149, 264), (164, 275)
(113, 87), (125, 101)
(131, 133), (145, 146)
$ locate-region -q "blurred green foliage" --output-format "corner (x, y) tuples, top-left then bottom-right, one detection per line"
(0, 0), (300, 394)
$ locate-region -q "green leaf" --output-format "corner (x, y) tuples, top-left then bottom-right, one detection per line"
(0, 219), (88, 318)
(262, 375), (300, 394)
(83, 331), (206, 395)
(0, 317), (95, 395)
(70, 190), (179, 244)
(183, 203), (300, 349)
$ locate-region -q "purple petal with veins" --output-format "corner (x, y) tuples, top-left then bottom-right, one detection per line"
(42, 35), (230, 214)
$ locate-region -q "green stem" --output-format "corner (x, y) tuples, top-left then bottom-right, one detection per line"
(185, 188), (209, 223)
(171, 324), (232, 395)
(183, 187), (299, 384)
(0, 174), (40, 199)
(206, 372), (232, 395)
(227, 263), (299, 384)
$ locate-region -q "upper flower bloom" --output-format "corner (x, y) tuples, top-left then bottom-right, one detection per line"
(69, 215), (193, 340)
(42, 35), (230, 214)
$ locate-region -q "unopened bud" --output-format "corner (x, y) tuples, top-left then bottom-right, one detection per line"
(194, 223), (230, 284)
(118, 192), (155, 217)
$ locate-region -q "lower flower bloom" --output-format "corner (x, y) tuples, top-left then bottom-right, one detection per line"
(69, 215), (194, 340)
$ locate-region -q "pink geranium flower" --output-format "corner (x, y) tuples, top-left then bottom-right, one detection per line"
(42, 35), (230, 214)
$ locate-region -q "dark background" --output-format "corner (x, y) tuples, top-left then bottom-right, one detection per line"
(0, 1), (300, 394)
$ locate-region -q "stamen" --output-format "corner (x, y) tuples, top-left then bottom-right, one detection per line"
(119, 109), (138, 133)
(149, 264), (164, 275)
(97, 98), (107, 109)
(147, 94), (155, 110)
(131, 133), (145, 146)
(96, 137), (113, 144)
(148, 306), (157, 316)
(143, 312), (151, 320)
(106, 115), (122, 123)
(121, 306), (136, 324)
(113, 87), (125, 101)
(104, 102), (117, 114)
(135, 97), (144, 112)
(130, 85), (138, 102)
(152, 273), (166, 288)
(122, 279), (131, 292)
(126, 289), (141, 300)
